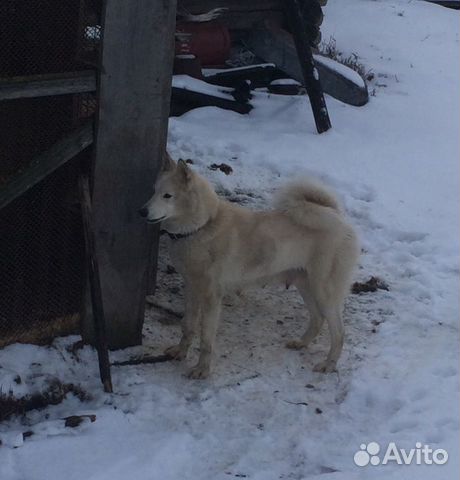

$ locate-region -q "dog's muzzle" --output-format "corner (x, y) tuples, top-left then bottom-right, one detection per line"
(138, 206), (149, 218)
(146, 215), (166, 224)
(138, 207), (165, 224)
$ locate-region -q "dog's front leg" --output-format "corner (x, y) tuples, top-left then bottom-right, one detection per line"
(187, 291), (222, 379)
(164, 283), (200, 361)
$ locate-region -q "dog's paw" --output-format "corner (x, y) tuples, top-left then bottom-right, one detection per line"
(164, 344), (186, 361)
(313, 360), (337, 373)
(285, 339), (306, 350)
(186, 364), (210, 379)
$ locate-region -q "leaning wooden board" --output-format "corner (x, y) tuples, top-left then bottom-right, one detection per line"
(246, 27), (369, 107)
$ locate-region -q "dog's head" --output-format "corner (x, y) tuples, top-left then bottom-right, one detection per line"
(139, 153), (217, 233)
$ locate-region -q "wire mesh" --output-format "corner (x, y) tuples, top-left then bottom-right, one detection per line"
(0, 0), (101, 347)
(0, 0), (90, 77)
(0, 156), (86, 347)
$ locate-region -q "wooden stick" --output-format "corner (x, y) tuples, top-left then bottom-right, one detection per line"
(79, 174), (113, 393)
(0, 123), (93, 211)
(112, 354), (174, 366)
(0, 71), (96, 101)
(285, 0), (331, 133)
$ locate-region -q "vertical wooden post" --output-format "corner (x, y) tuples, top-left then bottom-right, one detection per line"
(83, 0), (177, 348)
(79, 174), (113, 393)
(286, 0), (331, 133)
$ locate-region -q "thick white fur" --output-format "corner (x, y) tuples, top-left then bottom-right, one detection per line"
(142, 157), (359, 378)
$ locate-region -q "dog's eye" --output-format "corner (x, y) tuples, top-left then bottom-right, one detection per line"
(163, 193), (172, 199)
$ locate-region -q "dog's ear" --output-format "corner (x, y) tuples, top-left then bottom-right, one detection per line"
(162, 152), (176, 172)
(177, 159), (192, 183)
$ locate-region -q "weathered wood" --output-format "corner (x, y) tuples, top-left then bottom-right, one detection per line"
(112, 354), (173, 366)
(178, 0), (283, 29)
(285, 0), (331, 133)
(313, 55), (369, 107)
(78, 174), (113, 394)
(0, 123), (93, 211)
(177, 0), (325, 30)
(179, 0), (327, 15)
(171, 86), (252, 116)
(204, 64), (282, 88)
(178, 0), (281, 13)
(246, 28), (369, 107)
(0, 71), (96, 101)
(300, 0), (324, 27)
(83, 0), (177, 349)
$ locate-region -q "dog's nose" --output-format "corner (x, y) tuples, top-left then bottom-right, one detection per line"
(138, 206), (148, 218)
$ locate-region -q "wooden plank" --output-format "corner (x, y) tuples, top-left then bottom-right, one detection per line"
(204, 64), (282, 88)
(178, 0), (283, 29)
(285, 0), (331, 133)
(171, 86), (252, 116)
(0, 71), (96, 101)
(178, 0), (327, 17)
(0, 123), (93, 211)
(83, 0), (177, 349)
(79, 174), (113, 393)
(178, 0), (281, 13)
(313, 54), (369, 107)
(246, 28), (369, 106)
(177, 0), (324, 30)
(206, 10), (284, 29)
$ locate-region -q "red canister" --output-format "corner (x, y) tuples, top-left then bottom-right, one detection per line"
(175, 22), (231, 66)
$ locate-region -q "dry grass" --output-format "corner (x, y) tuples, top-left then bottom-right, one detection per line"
(319, 36), (371, 81)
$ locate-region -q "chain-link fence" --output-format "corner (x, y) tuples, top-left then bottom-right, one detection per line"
(0, 0), (101, 347)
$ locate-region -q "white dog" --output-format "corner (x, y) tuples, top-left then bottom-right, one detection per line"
(140, 154), (359, 378)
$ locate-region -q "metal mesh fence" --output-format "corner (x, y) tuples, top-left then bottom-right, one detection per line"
(0, 155), (86, 347)
(0, 0), (101, 347)
(0, 0), (95, 77)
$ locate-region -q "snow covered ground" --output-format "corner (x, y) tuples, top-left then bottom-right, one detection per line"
(1, 1), (458, 479)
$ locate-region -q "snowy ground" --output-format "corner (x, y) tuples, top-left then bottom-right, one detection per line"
(1, 1), (459, 479)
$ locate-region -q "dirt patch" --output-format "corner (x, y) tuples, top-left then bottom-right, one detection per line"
(352, 276), (389, 294)
(209, 163), (233, 175)
(0, 379), (90, 422)
(64, 414), (96, 428)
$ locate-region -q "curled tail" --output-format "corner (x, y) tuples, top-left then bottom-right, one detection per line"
(274, 179), (343, 230)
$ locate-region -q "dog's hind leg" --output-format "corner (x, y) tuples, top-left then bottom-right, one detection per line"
(187, 290), (222, 379)
(286, 251), (346, 372)
(165, 283), (201, 360)
(285, 274), (325, 350)
(313, 240), (357, 372)
(292, 279), (344, 372)
(312, 305), (344, 373)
